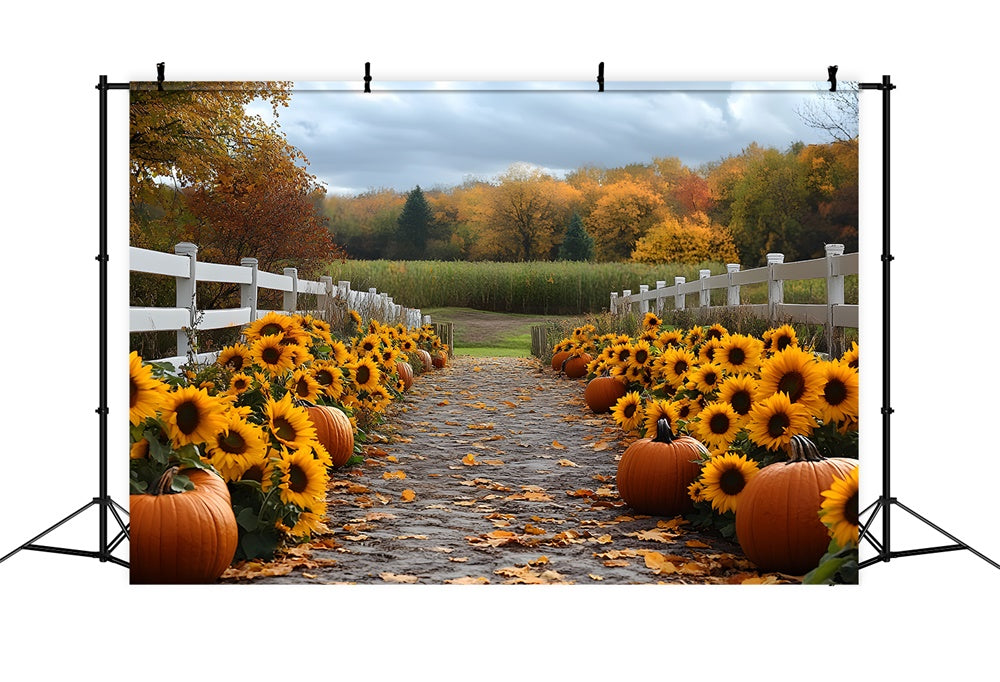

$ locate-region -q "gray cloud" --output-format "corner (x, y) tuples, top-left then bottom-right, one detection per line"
(248, 81), (847, 195)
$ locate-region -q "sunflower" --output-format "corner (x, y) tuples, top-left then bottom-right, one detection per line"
(673, 397), (702, 422)
(698, 338), (723, 365)
(816, 360), (860, 423)
(130, 438), (150, 460)
(611, 392), (645, 433)
(349, 356), (382, 391)
(355, 333), (384, 357)
(820, 465), (860, 547)
(250, 333), (296, 376)
(717, 374), (760, 419)
(288, 369), (322, 403)
(612, 343), (633, 366)
(759, 346), (824, 409)
(205, 413), (267, 482)
(694, 402), (742, 449)
(766, 324), (798, 353)
(841, 341), (859, 370)
(290, 502), (328, 538)
(699, 453), (759, 514)
(244, 311), (296, 341)
(264, 392), (318, 451)
(217, 343), (253, 372)
(688, 480), (707, 503)
(638, 329), (660, 345)
(239, 447), (277, 485)
(160, 385), (228, 448)
(746, 391), (815, 450)
(654, 329), (685, 350)
(627, 339), (653, 369)
(659, 347), (697, 388)
(129, 351), (167, 425)
(642, 312), (662, 329)
(227, 372), (254, 396)
(274, 448), (329, 509)
(378, 346), (400, 367)
(715, 334), (763, 375)
(348, 309), (363, 332)
(705, 323), (728, 342)
(328, 340), (351, 364)
(642, 399), (679, 438)
(689, 363), (724, 395)
(686, 326), (704, 348)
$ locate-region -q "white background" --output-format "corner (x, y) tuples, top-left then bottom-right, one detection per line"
(1, 1), (996, 678)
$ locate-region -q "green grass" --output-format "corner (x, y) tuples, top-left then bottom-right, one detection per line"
(423, 306), (576, 357)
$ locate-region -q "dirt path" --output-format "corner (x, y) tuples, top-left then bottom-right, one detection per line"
(225, 356), (776, 585)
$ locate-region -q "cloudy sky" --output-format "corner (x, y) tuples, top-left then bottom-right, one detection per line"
(249, 81), (850, 195)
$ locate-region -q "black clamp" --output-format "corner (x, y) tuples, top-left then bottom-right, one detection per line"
(881, 407), (895, 415)
(364, 62), (372, 93)
(597, 62), (604, 92)
(881, 254), (894, 262)
(156, 62), (165, 91)
(828, 65), (837, 92)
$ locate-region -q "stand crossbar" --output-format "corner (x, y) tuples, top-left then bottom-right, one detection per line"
(857, 75), (998, 573)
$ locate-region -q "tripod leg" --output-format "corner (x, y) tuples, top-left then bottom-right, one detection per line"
(893, 500), (1000, 571)
(0, 500), (99, 564)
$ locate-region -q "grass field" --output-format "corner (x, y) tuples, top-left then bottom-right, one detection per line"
(423, 307), (578, 357)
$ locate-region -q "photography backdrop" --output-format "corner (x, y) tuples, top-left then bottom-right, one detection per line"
(2, 1), (997, 678)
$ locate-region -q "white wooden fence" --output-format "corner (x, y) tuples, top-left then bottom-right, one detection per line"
(610, 244), (858, 348)
(131, 242), (428, 365)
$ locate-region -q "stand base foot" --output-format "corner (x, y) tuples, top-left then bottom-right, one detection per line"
(0, 497), (129, 568)
(858, 497), (1000, 571)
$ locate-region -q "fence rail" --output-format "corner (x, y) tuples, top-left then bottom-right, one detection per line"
(131, 242), (428, 365)
(610, 244), (858, 351)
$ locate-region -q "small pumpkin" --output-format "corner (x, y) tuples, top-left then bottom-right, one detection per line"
(432, 351), (447, 369)
(616, 419), (706, 516)
(416, 349), (434, 371)
(130, 467), (238, 584)
(551, 350), (571, 371)
(584, 375), (628, 413)
(735, 435), (858, 575)
(306, 404), (355, 467)
(562, 352), (593, 379)
(396, 360), (414, 390)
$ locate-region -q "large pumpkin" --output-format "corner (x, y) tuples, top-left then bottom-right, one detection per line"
(432, 351), (447, 369)
(562, 352), (593, 379)
(306, 404), (355, 467)
(550, 350), (571, 371)
(416, 349), (434, 371)
(584, 376), (627, 413)
(735, 435), (858, 575)
(396, 360), (414, 390)
(130, 467), (238, 584)
(616, 419), (707, 516)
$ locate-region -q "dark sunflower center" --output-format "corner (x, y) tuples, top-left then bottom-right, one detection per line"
(704, 347), (717, 362)
(243, 465), (264, 482)
(219, 430), (248, 455)
(356, 365), (371, 385)
(315, 369), (333, 386)
(623, 403), (637, 418)
(845, 490), (859, 525)
(619, 350), (631, 361)
(707, 329), (723, 341)
(709, 413), (731, 435)
(719, 467), (747, 496)
(824, 379), (848, 406)
(175, 400), (201, 435)
(704, 370), (718, 385)
(778, 371), (805, 402)
(295, 377), (310, 397)
(273, 417), (297, 442)
(634, 349), (649, 364)
(260, 323), (283, 336)
(288, 464), (308, 493)
(233, 377), (249, 391)
(673, 360), (688, 375)
(261, 346), (282, 365)
(767, 412), (791, 438)
(776, 335), (792, 351)
(728, 347), (746, 365)
(678, 404), (691, 419)
(225, 356), (245, 371)
(730, 391), (752, 415)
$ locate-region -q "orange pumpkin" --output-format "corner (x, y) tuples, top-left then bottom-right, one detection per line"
(562, 352), (593, 379)
(396, 360), (414, 390)
(735, 435), (858, 575)
(616, 419), (706, 516)
(550, 350), (571, 371)
(416, 349), (434, 371)
(432, 351), (447, 369)
(306, 404), (355, 467)
(130, 467), (238, 584)
(584, 376), (628, 413)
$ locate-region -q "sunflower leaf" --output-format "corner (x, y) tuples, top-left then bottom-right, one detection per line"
(236, 507), (262, 531)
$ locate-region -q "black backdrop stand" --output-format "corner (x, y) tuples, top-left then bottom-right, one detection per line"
(858, 75), (999, 571)
(0, 75), (130, 569)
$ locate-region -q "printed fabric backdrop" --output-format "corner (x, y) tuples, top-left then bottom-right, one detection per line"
(127, 80), (860, 585)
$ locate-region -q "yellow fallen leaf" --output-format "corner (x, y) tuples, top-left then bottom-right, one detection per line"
(552, 440), (567, 449)
(589, 574), (604, 581)
(523, 524), (546, 535)
(686, 539), (711, 549)
(482, 459), (505, 466)
(382, 470), (406, 480)
(644, 552), (679, 574)
(445, 576), (489, 584)
(449, 557), (469, 563)
(593, 441), (612, 452)
(502, 401), (518, 408)
(380, 572), (419, 584)
(401, 489), (416, 502)
(556, 459), (578, 467)
(472, 366), (483, 372)
(437, 400), (450, 405)
(462, 453), (478, 466)
(386, 455), (398, 463)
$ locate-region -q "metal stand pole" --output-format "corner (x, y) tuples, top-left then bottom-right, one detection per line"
(0, 75), (129, 569)
(857, 75), (999, 571)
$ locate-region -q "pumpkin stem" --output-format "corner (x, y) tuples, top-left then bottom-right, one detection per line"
(786, 435), (825, 463)
(152, 466), (181, 495)
(652, 418), (677, 444)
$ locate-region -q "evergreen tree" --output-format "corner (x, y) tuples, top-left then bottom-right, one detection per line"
(558, 213), (594, 261)
(396, 185), (433, 258)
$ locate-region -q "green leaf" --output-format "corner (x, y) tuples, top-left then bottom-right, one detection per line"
(239, 529), (280, 561)
(236, 506), (262, 532)
(169, 472), (195, 493)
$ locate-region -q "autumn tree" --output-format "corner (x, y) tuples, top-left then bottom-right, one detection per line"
(631, 211), (739, 264)
(558, 213), (594, 261)
(584, 178), (665, 261)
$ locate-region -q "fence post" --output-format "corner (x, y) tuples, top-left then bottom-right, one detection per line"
(282, 268), (298, 313)
(767, 253), (785, 322)
(338, 280), (351, 300)
(240, 257), (259, 324)
(610, 292), (618, 314)
(422, 314), (432, 325)
(174, 242), (198, 357)
(638, 284), (650, 314)
(726, 263), (741, 307)
(622, 289), (632, 316)
(655, 280), (666, 313)
(699, 269), (711, 308)
(674, 276), (685, 311)
(319, 275), (333, 314)
(825, 243), (846, 355)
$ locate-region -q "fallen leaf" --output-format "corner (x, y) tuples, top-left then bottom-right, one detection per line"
(449, 557), (469, 563)
(445, 576), (489, 584)
(523, 524), (547, 535)
(382, 470), (406, 480)
(592, 441), (612, 452)
(589, 574), (604, 581)
(401, 489), (416, 502)
(686, 539), (711, 549)
(380, 572), (419, 584)
(482, 459), (505, 466)
(462, 453), (478, 466)
(437, 400), (450, 405)
(551, 440), (567, 449)
(472, 366), (483, 372)
(468, 422), (495, 430)
(556, 459), (578, 467)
